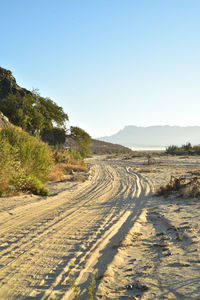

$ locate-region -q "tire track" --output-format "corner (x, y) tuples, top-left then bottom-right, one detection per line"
(0, 157), (152, 299)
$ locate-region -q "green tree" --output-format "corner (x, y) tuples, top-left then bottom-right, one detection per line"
(70, 126), (91, 158)
(35, 96), (68, 130)
(0, 93), (68, 139)
(42, 127), (66, 145)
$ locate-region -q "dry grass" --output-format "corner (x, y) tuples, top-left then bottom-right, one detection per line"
(156, 175), (200, 199)
(47, 166), (65, 181)
(137, 168), (157, 173)
(48, 162), (88, 182)
(70, 174), (87, 182)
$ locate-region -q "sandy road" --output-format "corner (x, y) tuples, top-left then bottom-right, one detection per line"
(0, 157), (153, 299)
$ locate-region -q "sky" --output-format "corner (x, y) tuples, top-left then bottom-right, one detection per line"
(1, 0), (200, 138)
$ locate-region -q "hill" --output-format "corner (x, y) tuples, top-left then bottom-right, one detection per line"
(89, 139), (133, 154)
(98, 125), (200, 147)
(65, 137), (133, 155)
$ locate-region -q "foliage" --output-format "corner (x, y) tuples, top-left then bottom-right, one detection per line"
(0, 93), (68, 135)
(68, 270), (97, 300)
(166, 143), (200, 155)
(0, 127), (53, 181)
(35, 96), (68, 130)
(68, 148), (84, 161)
(86, 270), (97, 300)
(0, 138), (13, 194)
(48, 148), (88, 181)
(12, 174), (49, 196)
(0, 127), (52, 195)
(42, 127), (66, 145)
(68, 271), (80, 299)
(70, 126), (91, 158)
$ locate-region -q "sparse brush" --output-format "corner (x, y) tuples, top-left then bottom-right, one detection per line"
(47, 161), (88, 182)
(68, 269), (97, 300)
(156, 175), (200, 199)
(86, 270), (97, 300)
(49, 148), (88, 182)
(68, 271), (80, 299)
(47, 166), (65, 181)
(70, 174), (87, 182)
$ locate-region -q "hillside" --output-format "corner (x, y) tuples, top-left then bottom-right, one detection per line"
(89, 139), (133, 154)
(98, 125), (200, 147)
(65, 137), (133, 155)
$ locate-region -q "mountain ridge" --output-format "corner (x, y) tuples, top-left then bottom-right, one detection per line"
(98, 125), (200, 147)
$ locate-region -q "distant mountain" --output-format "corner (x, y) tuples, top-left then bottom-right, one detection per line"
(98, 125), (200, 147)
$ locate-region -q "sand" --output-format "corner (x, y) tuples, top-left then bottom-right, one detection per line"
(0, 155), (199, 299)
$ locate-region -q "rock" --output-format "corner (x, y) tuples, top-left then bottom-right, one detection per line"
(0, 67), (31, 100)
(0, 111), (11, 128)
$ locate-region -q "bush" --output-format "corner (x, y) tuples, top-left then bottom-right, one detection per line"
(68, 148), (83, 161)
(0, 127), (52, 195)
(0, 138), (13, 194)
(12, 174), (49, 196)
(166, 143), (200, 156)
(0, 127), (53, 181)
(156, 175), (200, 199)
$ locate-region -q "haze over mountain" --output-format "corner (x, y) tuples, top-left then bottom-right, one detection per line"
(98, 125), (200, 148)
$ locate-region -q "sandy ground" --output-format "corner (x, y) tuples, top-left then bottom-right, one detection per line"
(0, 155), (200, 299)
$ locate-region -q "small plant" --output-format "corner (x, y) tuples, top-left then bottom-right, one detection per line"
(68, 271), (80, 299)
(86, 270), (97, 300)
(176, 232), (182, 241)
(68, 269), (98, 300)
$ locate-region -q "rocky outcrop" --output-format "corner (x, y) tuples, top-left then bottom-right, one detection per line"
(0, 67), (31, 100)
(0, 111), (11, 128)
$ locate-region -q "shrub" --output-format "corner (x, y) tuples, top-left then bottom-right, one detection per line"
(12, 174), (49, 196)
(0, 127), (53, 181)
(0, 127), (52, 195)
(156, 175), (200, 199)
(0, 139), (13, 194)
(166, 143), (200, 156)
(68, 148), (84, 161)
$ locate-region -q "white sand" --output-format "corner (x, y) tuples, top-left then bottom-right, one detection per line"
(0, 155), (199, 299)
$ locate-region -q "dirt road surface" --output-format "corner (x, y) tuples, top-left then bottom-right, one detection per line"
(0, 156), (200, 299)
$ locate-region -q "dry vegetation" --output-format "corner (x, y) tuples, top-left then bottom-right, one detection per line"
(0, 127), (89, 196)
(156, 175), (200, 199)
(0, 127), (52, 196)
(48, 149), (88, 182)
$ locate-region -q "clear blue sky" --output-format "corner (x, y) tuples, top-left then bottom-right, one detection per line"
(1, 0), (200, 137)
